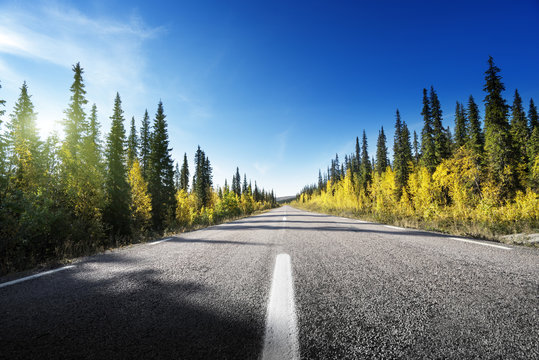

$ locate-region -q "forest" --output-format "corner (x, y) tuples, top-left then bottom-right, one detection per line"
(0, 63), (276, 275)
(294, 57), (539, 242)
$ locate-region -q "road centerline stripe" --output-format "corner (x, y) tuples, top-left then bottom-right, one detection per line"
(0, 265), (75, 289)
(449, 237), (512, 250)
(149, 237), (173, 246)
(262, 253), (299, 360)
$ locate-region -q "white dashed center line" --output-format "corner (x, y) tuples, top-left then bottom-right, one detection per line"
(262, 253), (299, 360)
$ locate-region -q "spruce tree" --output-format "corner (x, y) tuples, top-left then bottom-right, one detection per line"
(413, 131), (420, 165)
(393, 110), (412, 194)
(139, 109), (151, 179)
(529, 99), (538, 132)
(232, 167), (241, 196)
(192, 146), (212, 208)
(376, 126), (389, 174)
(174, 162), (181, 190)
(430, 86), (451, 162)
(527, 99), (539, 169)
(148, 101), (176, 230)
(180, 153), (189, 191)
(355, 136), (361, 173)
(466, 95), (484, 158)
(63, 63), (88, 157)
(420, 88), (437, 172)
(454, 102), (467, 149)
(242, 174), (248, 194)
(0, 81), (6, 182)
(7, 82), (41, 189)
(359, 130), (372, 190)
(104, 93), (130, 236)
(127, 116), (138, 167)
(483, 56), (516, 194)
(510, 89), (529, 168)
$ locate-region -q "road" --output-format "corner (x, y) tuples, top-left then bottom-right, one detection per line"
(1, 205), (538, 359)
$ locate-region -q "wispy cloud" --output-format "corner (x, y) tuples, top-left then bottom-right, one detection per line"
(0, 2), (162, 90)
(0, 1), (166, 135)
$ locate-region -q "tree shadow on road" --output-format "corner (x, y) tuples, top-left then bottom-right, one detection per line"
(0, 258), (266, 359)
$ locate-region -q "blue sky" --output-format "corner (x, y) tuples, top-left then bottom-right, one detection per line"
(0, 0), (538, 196)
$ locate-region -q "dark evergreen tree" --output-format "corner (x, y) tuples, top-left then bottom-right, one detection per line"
(393, 110), (412, 194)
(232, 167), (241, 196)
(0, 81), (6, 182)
(174, 162), (180, 190)
(454, 102), (468, 149)
(104, 93), (130, 236)
(359, 130), (371, 190)
(510, 89), (529, 170)
(529, 99), (538, 132)
(192, 146), (212, 208)
(483, 56), (516, 194)
(430, 86), (451, 162)
(420, 88), (437, 172)
(412, 131), (420, 165)
(7, 82), (41, 189)
(375, 126), (389, 174)
(139, 109), (151, 179)
(242, 174), (248, 195)
(63, 63), (88, 157)
(466, 95), (484, 158)
(318, 169), (323, 190)
(127, 116), (138, 167)
(148, 101), (176, 230)
(179, 153), (189, 191)
(354, 136), (361, 173)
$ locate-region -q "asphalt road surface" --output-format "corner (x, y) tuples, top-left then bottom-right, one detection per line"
(1, 205), (538, 359)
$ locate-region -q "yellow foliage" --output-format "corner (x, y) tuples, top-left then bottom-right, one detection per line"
(128, 159), (152, 229)
(175, 189), (195, 226)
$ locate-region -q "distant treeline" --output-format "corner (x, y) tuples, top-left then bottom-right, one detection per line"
(0, 63), (276, 274)
(295, 57), (538, 239)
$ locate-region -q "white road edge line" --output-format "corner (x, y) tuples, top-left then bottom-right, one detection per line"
(262, 253), (299, 360)
(0, 265), (75, 289)
(450, 237), (512, 250)
(149, 237), (173, 246)
(384, 225), (404, 230)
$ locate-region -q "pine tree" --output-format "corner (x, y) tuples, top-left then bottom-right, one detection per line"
(180, 153), (189, 191)
(393, 110), (412, 194)
(483, 56), (516, 194)
(192, 146), (212, 208)
(127, 116), (138, 167)
(510, 89), (529, 169)
(430, 86), (451, 162)
(148, 101), (176, 230)
(139, 109), (151, 179)
(528, 99), (539, 169)
(355, 136), (361, 173)
(529, 99), (538, 132)
(63, 63), (88, 157)
(318, 169), (323, 190)
(242, 174), (248, 195)
(454, 102), (467, 149)
(359, 130), (372, 190)
(7, 82), (41, 190)
(376, 126), (389, 174)
(420, 88), (437, 172)
(174, 162), (181, 190)
(466, 95), (484, 158)
(413, 130), (420, 165)
(232, 167), (241, 196)
(104, 93), (130, 236)
(0, 81), (6, 183)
